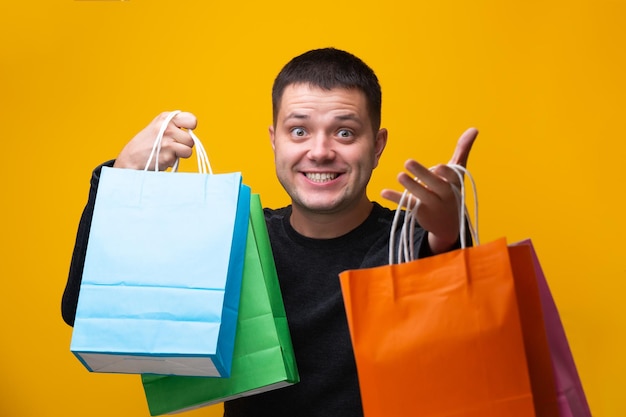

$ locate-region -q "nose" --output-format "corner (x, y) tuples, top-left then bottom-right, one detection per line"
(307, 133), (335, 162)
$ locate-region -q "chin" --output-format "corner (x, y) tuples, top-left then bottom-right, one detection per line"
(296, 199), (342, 214)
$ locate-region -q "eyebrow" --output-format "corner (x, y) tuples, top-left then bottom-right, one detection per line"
(283, 112), (363, 125)
(284, 113), (309, 121)
(334, 114), (362, 124)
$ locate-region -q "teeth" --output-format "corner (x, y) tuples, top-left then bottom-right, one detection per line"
(306, 173), (338, 183)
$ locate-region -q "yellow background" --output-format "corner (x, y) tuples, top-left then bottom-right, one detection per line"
(1, 1), (624, 416)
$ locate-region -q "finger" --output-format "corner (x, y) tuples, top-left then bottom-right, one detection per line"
(380, 189), (403, 205)
(168, 128), (195, 147)
(397, 172), (443, 210)
(172, 111), (198, 130)
(430, 164), (463, 188)
(402, 159), (451, 197)
(150, 148), (179, 171)
(381, 189), (420, 210)
(162, 112), (197, 148)
(171, 141), (193, 159)
(150, 112), (197, 141)
(448, 127), (478, 167)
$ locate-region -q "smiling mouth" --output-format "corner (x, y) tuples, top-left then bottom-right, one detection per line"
(305, 172), (339, 183)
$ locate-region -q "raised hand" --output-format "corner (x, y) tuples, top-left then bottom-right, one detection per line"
(113, 111), (198, 171)
(381, 127), (478, 254)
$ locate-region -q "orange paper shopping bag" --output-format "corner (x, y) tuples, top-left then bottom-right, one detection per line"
(510, 240), (592, 417)
(340, 238), (536, 417)
(509, 244), (560, 417)
(340, 164), (536, 417)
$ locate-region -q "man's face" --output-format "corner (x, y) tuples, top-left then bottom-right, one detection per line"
(270, 83), (387, 217)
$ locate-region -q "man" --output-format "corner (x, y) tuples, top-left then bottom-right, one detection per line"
(62, 47), (477, 416)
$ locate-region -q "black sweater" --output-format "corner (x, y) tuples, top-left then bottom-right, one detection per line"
(61, 162), (433, 417)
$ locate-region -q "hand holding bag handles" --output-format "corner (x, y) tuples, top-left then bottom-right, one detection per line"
(146, 110), (211, 174)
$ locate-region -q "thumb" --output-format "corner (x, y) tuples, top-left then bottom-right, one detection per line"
(449, 127), (479, 167)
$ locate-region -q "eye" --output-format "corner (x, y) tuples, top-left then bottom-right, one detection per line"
(337, 129), (353, 139)
(290, 127), (307, 138)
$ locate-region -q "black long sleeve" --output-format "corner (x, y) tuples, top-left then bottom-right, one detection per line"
(61, 160), (115, 326)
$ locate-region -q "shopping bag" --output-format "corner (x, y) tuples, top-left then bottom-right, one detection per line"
(339, 164), (535, 417)
(509, 244), (560, 417)
(141, 193), (299, 415)
(70, 111), (251, 377)
(340, 238), (536, 417)
(512, 240), (593, 417)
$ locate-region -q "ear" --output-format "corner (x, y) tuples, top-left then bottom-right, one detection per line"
(373, 128), (388, 168)
(269, 125), (276, 151)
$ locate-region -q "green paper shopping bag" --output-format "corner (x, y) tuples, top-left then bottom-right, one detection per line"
(141, 194), (299, 415)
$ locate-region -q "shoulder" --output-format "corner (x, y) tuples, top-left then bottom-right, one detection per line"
(263, 206), (291, 223)
(368, 202), (401, 231)
(263, 206), (292, 236)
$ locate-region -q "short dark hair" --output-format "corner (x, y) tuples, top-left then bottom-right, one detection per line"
(272, 48), (382, 131)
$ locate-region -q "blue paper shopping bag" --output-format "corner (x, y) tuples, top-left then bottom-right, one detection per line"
(70, 113), (250, 377)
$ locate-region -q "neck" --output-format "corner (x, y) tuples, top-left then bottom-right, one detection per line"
(289, 199), (374, 239)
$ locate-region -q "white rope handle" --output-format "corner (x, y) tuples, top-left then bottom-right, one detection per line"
(389, 164), (479, 265)
(389, 188), (420, 265)
(144, 110), (213, 174)
(447, 164), (479, 248)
